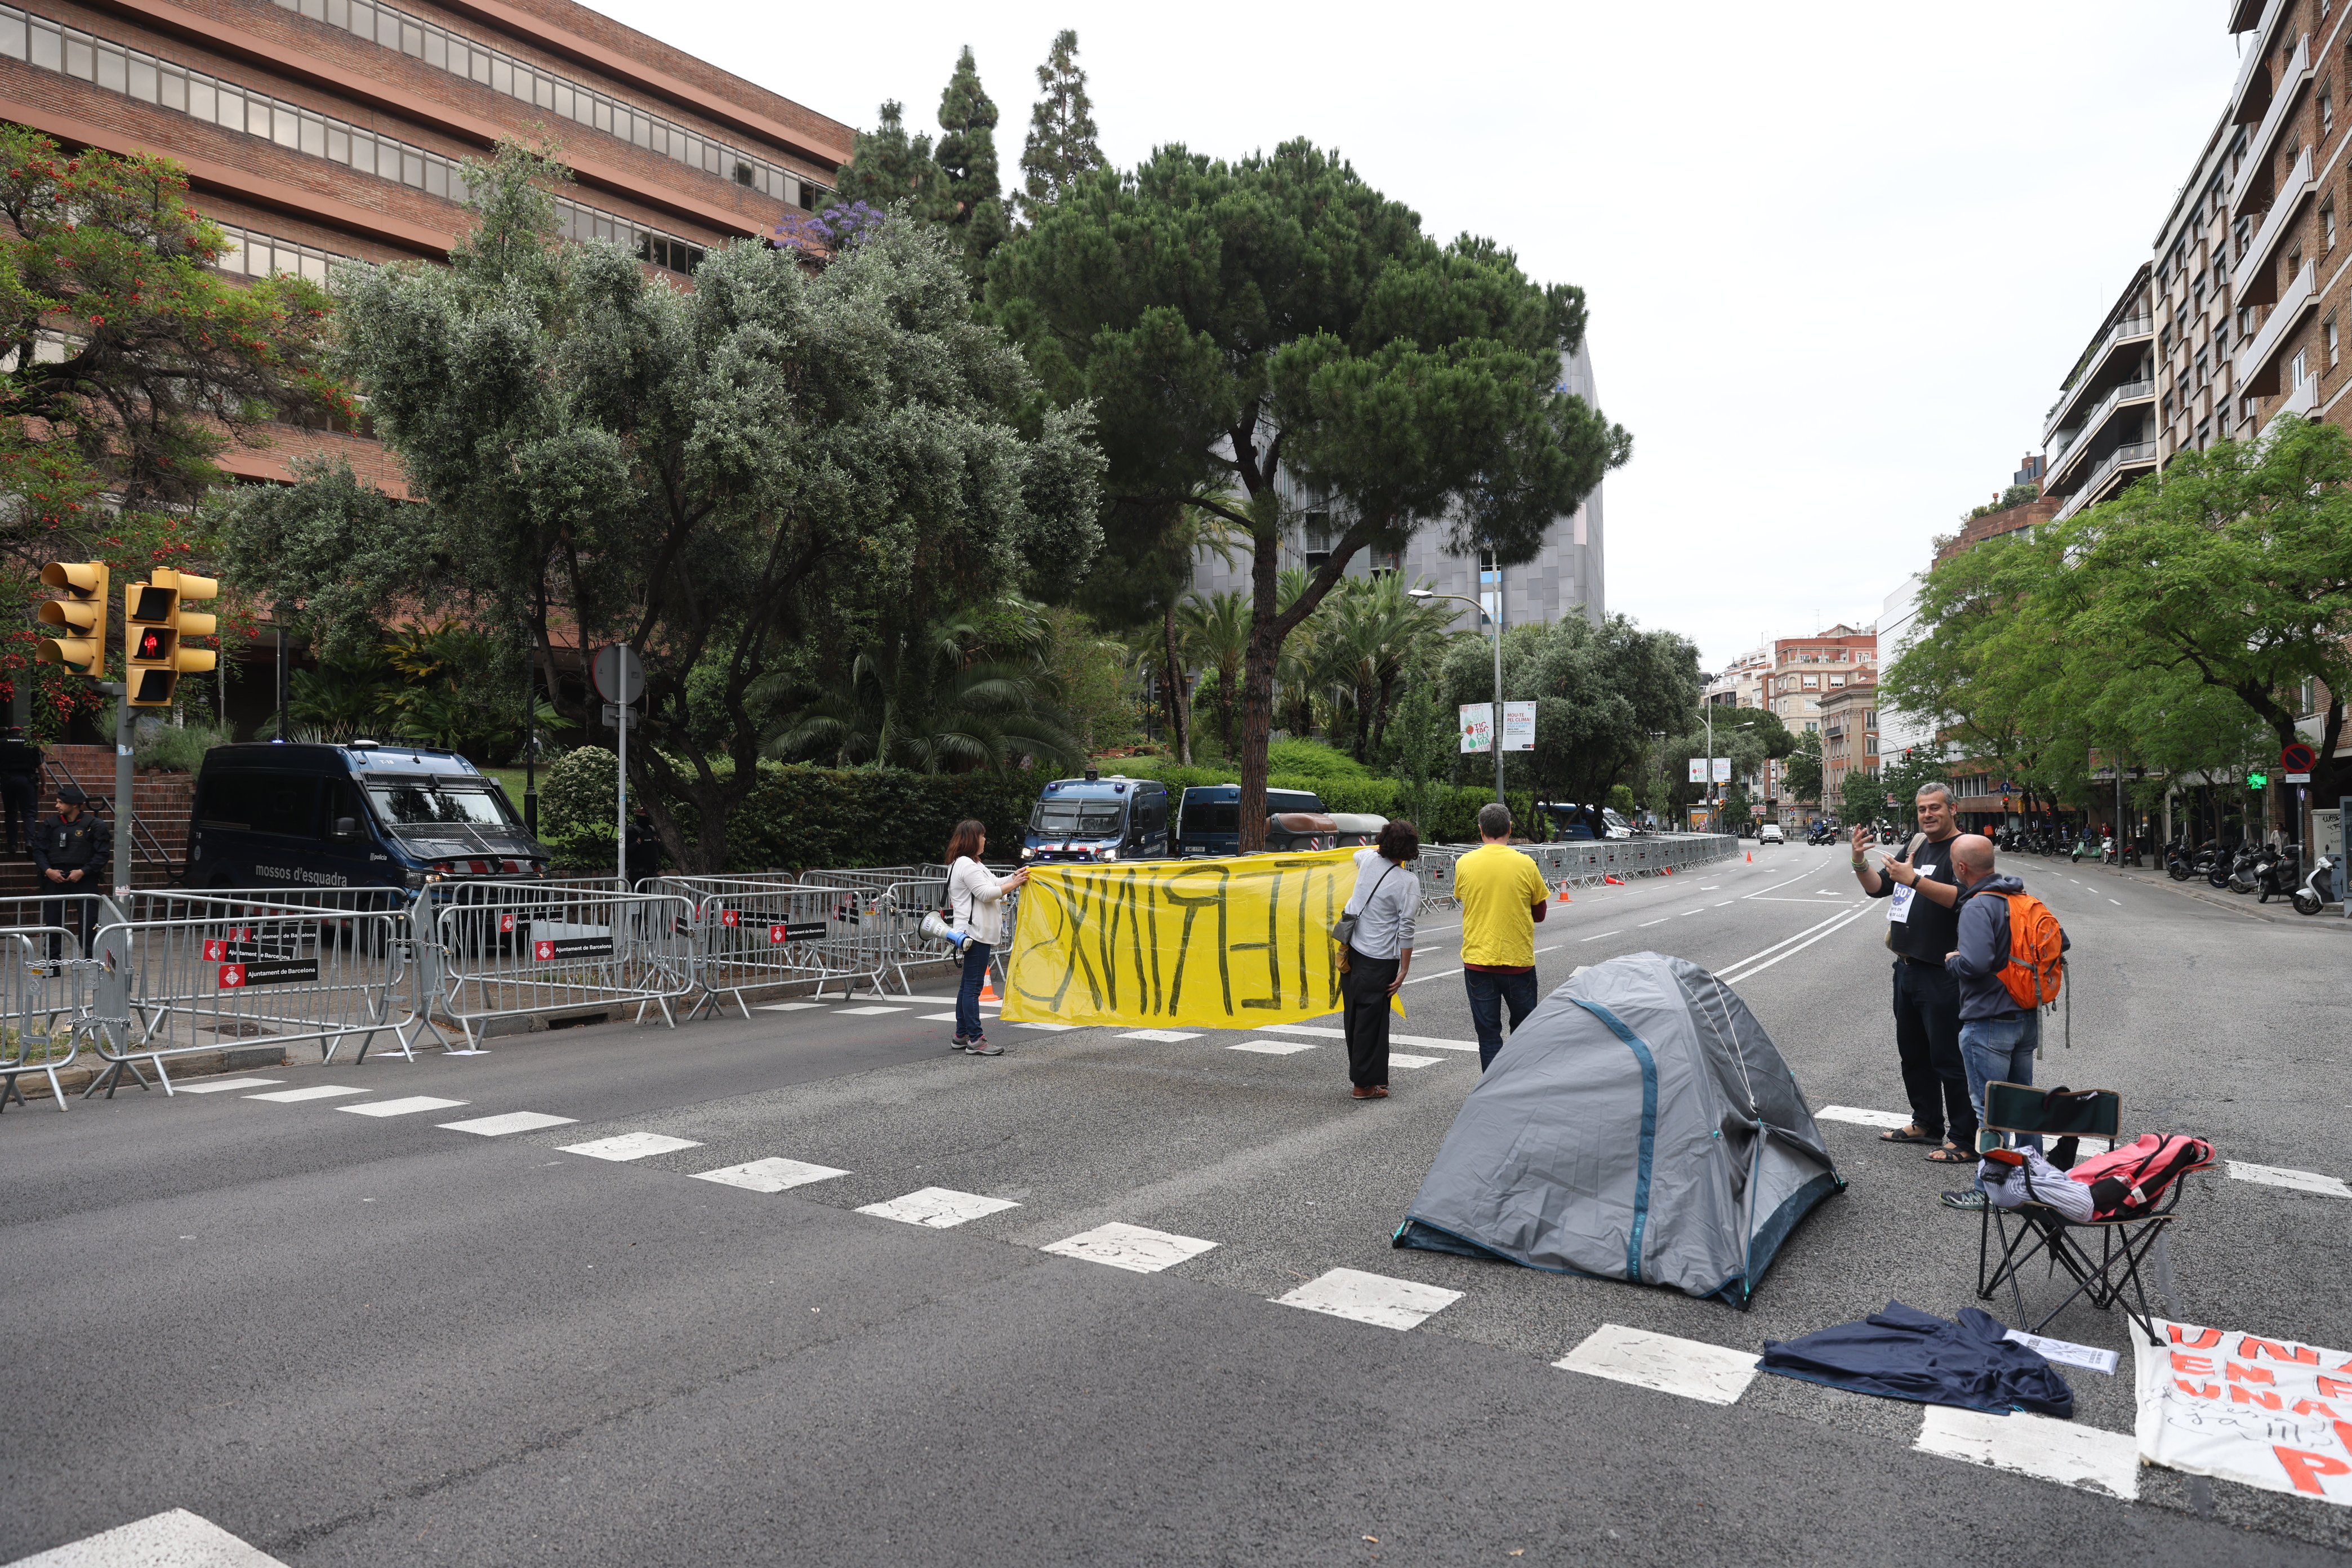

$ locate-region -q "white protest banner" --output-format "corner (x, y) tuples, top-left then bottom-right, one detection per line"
(1459, 703), (1493, 753)
(1502, 700), (1536, 751)
(2134, 1318), (2352, 1503)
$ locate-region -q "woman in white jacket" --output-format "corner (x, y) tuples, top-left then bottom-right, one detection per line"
(1339, 820), (1419, 1098)
(945, 818), (1028, 1056)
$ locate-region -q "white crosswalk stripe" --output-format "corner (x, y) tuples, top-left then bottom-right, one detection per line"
(1119, 1028), (1201, 1042)
(857, 1187), (1019, 1227)
(1816, 1105), (1913, 1130)
(7, 1507), (288, 1565)
(1914, 1406), (2140, 1500)
(1041, 1221), (1217, 1273)
(168, 1077), (283, 1094)
(559, 1132), (702, 1161)
(339, 1096), (468, 1118)
(1259, 1023), (1478, 1052)
(440, 1111), (576, 1135)
(692, 1157), (851, 1193)
(2224, 1160), (2351, 1198)
(1227, 1038), (1317, 1055)
(243, 1085), (367, 1103)
(1272, 1267), (1462, 1330)
(1555, 1324), (1759, 1405)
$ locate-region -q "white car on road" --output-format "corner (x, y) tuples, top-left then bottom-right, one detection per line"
(1757, 822), (1785, 844)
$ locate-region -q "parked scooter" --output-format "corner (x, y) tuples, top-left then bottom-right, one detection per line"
(2228, 843), (2277, 896)
(2256, 843), (2304, 903)
(2212, 843), (2258, 891)
(2293, 854), (2337, 916)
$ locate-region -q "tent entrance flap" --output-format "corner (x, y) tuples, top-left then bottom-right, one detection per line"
(1393, 951), (1842, 1304)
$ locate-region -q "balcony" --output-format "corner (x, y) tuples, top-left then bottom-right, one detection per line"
(2046, 380), (2157, 489)
(2230, 32), (2312, 217)
(2237, 145), (2315, 305)
(2230, 0), (2290, 122)
(2043, 315), (2155, 442)
(2051, 443), (2159, 522)
(2237, 256), (2318, 394)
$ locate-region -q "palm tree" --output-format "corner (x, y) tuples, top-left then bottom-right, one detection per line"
(763, 598), (1085, 774)
(1313, 574), (1463, 760)
(1175, 588), (1251, 756)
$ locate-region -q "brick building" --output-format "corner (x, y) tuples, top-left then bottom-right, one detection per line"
(1756, 625), (1874, 823)
(0, 0), (850, 731)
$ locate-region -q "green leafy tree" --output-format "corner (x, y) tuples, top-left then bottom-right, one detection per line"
(828, 100), (950, 220)
(223, 143), (1101, 871)
(934, 46), (1009, 282)
(1783, 729), (1824, 803)
(1017, 29), (1103, 221)
(990, 142), (1629, 849)
(0, 128), (335, 720)
(1441, 614), (1698, 808)
(1176, 587), (1250, 755)
(1309, 572), (1459, 760)
(1841, 761), (1887, 827)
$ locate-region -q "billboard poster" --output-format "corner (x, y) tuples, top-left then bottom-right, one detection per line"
(1502, 701), (1536, 751)
(1459, 703), (1494, 753)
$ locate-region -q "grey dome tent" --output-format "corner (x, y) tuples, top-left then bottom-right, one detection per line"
(1394, 952), (1842, 1305)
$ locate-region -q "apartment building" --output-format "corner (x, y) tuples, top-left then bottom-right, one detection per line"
(2042, 265), (2158, 523)
(1818, 675), (1877, 817)
(0, 0), (848, 487)
(1190, 343), (1608, 632)
(1702, 643), (1771, 711)
(1756, 625), (1874, 819)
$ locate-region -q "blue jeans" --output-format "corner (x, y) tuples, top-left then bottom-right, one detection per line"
(1961, 1013), (2041, 1183)
(955, 941), (994, 1041)
(1464, 969), (1539, 1070)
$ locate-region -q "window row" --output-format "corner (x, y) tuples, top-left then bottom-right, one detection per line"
(214, 221), (350, 285)
(0, 6), (709, 278)
(268, 0), (829, 211)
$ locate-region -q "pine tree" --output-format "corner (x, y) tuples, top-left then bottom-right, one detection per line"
(934, 47), (1007, 280)
(828, 100), (947, 220)
(1018, 29), (1103, 220)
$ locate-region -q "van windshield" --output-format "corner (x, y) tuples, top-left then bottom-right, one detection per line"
(1031, 800), (1125, 839)
(367, 782), (515, 830)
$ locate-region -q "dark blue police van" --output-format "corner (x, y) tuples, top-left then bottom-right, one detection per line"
(1020, 772), (1173, 863)
(1175, 785), (1328, 857)
(188, 742), (547, 892)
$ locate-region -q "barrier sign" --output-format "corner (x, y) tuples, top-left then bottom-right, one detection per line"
(218, 958), (319, 988)
(2135, 1319), (2352, 1503)
(534, 936), (614, 961)
(768, 921), (826, 945)
(1001, 848), (1374, 1029)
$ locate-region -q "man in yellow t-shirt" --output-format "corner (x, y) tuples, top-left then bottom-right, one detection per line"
(1453, 801), (1552, 1070)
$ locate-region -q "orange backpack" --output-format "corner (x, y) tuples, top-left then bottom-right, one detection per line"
(1989, 891), (2066, 1010)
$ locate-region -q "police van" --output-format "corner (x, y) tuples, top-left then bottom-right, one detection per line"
(1019, 772), (1173, 863)
(188, 742), (547, 893)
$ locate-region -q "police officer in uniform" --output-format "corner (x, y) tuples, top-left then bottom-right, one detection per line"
(0, 726), (41, 854)
(33, 785), (110, 957)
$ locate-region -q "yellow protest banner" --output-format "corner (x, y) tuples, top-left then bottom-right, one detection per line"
(1000, 848), (1380, 1030)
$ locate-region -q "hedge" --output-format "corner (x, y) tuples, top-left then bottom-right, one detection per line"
(723, 765), (1043, 870)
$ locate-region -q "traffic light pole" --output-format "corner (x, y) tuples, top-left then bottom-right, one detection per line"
(100, 680), (130, 897)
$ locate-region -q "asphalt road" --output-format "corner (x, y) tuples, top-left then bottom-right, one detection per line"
(6, 841), (2350, 1566)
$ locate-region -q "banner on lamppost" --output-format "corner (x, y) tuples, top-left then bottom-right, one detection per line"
(1687, 757), (1705, 783)
(1502, 701), (1536, 751)
(1713, 758), (1732, 783)
(1459, 703), (1494, 753)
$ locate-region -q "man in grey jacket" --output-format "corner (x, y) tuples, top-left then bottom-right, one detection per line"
(1939, 834), (2069, 1211)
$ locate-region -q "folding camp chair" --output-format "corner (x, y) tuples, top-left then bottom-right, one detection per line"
(1973, 1083), (2193, 1347)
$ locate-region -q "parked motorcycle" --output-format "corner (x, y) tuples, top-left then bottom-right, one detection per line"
(2228, 843), (2276, 896)
(2293, 854), (2337, 916)
(2212, 844), (2257, 891)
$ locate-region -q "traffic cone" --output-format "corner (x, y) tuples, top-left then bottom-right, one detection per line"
(1746, 851), (1753, 863)
(980, 973), (999, 1003)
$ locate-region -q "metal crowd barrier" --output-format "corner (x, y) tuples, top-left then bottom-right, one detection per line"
(81, 907), (412, 1097)
(416, 882), (697, 1050)
(0, 928), (94, 1111)
(670, 880), (876, 1017)
(1413, 833), (1740, 908)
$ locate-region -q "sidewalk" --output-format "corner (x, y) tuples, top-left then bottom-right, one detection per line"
(2070, 857), (2349, 927)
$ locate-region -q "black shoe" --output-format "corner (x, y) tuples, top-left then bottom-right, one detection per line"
(1940, 1190), (1987, 1211)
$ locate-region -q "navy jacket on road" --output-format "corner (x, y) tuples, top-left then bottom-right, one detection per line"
(1760, 1300), (2073, 1416)
(1945, 873), (2069, 1023)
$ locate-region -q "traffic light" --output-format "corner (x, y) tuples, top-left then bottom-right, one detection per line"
(34, 560), (108, 676)
(123, 566), (218, 707)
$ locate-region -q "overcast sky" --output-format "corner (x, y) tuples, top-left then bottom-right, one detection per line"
(587, 0), (2246, 671)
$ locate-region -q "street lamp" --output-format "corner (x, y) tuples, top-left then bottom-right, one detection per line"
(1700, 706), (1755, 832)
(1409, 586), (1504, 809)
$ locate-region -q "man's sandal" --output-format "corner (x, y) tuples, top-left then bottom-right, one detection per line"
(1879, 1124), (1936, 1144)
(1924, 1144), (1974, 1164)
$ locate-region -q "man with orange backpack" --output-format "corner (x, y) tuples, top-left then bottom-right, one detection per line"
(1938, 833), (2070, 1211)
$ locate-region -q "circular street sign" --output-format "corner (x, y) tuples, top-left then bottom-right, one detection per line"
(2282, 742), (2317, 773)
(591, 644), (645, 704)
